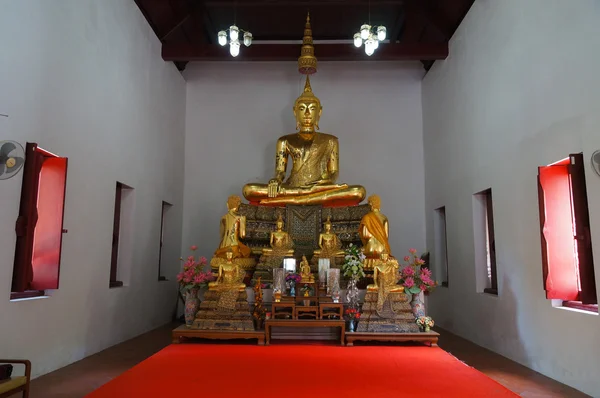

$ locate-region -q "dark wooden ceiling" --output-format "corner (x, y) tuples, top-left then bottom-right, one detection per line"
(135, 0), (475, 71)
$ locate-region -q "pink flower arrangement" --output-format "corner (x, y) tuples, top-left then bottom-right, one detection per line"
(285, 273), (302, 284)
(176, 245), (214, 291)
(398, 249), (438, 295)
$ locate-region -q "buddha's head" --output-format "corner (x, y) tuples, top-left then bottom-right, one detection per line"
(226, 248), (234, 261)
(368, 194), (381, 211)
(227, 195), (242, 211)
(324, 216), (332, 232)
(276, 214), (284, 230)
(380, 252), (389, 262)
(294, 76), (322, 132)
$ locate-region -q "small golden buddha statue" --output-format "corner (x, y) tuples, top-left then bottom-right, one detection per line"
(214, 195), (251, 259)
(359, 194), (391, 270)
(262, 214), (294, 256)
(367, 252), (403, 311)
(242, 16), (366, 207)
(209, 249), (246, 292)
(314, 216), (344, 257)
(299, 255), (315, 283)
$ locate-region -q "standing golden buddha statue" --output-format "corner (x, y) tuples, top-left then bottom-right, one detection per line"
(242, 14), (366, 207)
(359, 194), (392, 270)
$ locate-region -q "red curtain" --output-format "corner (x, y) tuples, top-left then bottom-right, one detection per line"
(538, 164), (580, 301)
(30, 157), (68, 290)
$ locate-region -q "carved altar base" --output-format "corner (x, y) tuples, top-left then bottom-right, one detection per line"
(192, 290), (254, 331)
(356, 291), (419, 333)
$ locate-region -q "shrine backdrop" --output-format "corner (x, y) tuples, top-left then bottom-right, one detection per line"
(182, 61), (427, 261)
(422, 0), (600, 395)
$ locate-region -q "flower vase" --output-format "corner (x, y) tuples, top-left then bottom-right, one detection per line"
(348, 319), (355, 333)
(424, 325), (431, 332)
(345, 278), (359, 309)
(410, 291), (426, 319)
(184, 288), (200, 327)
(289, 281), (296, 297)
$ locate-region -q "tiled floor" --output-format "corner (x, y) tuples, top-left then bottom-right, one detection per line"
(12, 323), (589, 398)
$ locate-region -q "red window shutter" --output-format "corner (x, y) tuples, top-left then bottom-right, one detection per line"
(537, 164), (580, 301)
(12, 143), (45, 292)
(30, 156), (68, 290)
(569, 153), (597, 304)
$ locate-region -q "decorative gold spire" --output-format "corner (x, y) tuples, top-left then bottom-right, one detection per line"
(294, 75), (321, 108)
(298, 12), (317, 75)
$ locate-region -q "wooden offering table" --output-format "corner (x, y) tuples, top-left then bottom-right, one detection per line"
(345, 331), (439, 347)
(172, 325), (265, 346)
(265, 319), (346, 346)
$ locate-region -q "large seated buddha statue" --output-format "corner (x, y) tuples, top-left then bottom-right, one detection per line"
(242, 15), (366, 207)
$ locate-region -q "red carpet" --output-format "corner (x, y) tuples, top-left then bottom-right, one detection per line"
(87, 344), (518, 397)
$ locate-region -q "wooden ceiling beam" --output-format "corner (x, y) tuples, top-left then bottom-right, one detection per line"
(204, 0), (405, 6)
(162, 42), (448, 61)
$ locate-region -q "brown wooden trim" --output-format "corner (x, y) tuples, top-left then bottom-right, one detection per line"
(569, 153), (597, 304)
(483, 288), (498, 295)
(158, 201), (171, 281)
(171, 326), (265, 345)
(162, 42), (449, 62)
(563, 300), (598, 313)
(346, 331), (439, 347)
(265, 319), (345, 345)
(484, 189), (498, 292)
(9, 290), (45, 300)
(109, 183), (123, 286)
(12, 143), (44, 292)
(109, 280), (124, 288)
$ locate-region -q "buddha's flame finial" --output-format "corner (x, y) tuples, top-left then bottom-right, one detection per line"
(298, 12), (317, 75)
(304, 75), (313, 93)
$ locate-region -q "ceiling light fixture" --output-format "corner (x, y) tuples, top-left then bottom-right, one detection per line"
(218, 25), (252, 57)
(217, 2), (251, 57)
(353, 1), (386, 56)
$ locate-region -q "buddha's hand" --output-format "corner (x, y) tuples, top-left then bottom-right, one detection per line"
(268, 179), (280, 198)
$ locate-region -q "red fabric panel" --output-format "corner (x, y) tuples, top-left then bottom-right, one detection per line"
(87, 344), (518, 397)
(538, 165), (579, 300)
(30, 157), (67, 290)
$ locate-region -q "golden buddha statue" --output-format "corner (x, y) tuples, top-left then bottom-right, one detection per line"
(262, 214), (294, 256)
(314, 216), (344, 257)
(209, 249), (246, 292)
(214, 195), (251, 259)
(242, 15), (366, 207)
(367, 252), (403, 312)
(359, 194), (391, 270)
(299, 255), (315, 283)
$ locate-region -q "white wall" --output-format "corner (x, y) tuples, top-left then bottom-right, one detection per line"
(423, 0), (600, 395)
(182, 62), (426, 262)
(0, 1), (186, 378)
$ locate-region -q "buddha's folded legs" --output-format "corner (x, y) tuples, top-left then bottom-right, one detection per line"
(243, 183), (366, 206)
